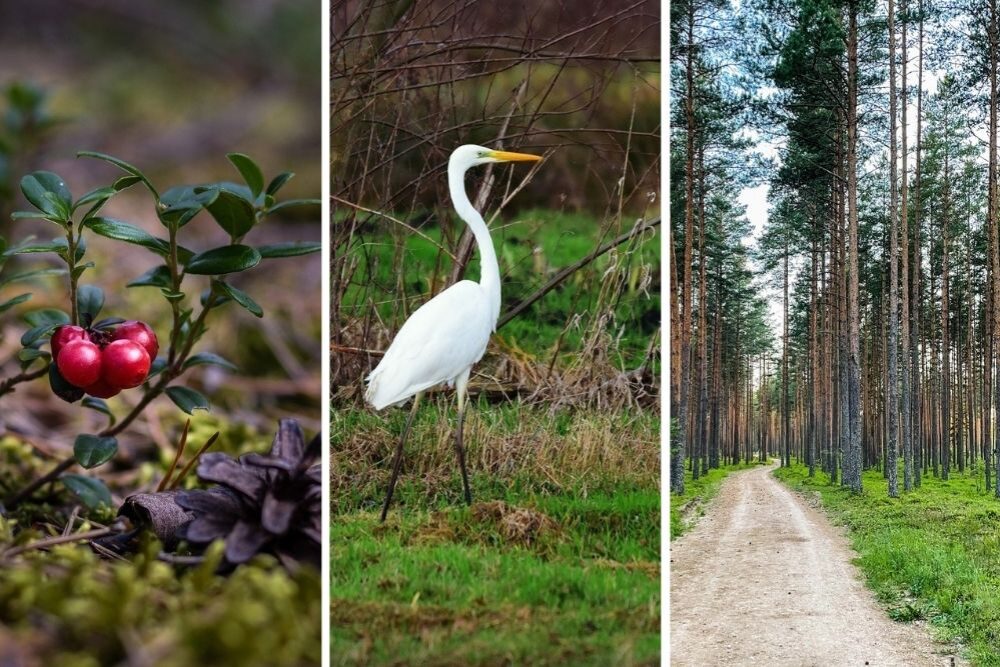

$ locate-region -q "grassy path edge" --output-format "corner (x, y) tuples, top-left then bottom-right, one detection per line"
(669, 461), (765, 540)
(772, 464), (993, 666)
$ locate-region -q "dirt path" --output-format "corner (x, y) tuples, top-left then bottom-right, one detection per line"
(670, 464), (965, 666)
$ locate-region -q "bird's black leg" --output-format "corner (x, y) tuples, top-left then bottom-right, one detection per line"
(381, 393), (421, 522)
(454, 397), (473, 505)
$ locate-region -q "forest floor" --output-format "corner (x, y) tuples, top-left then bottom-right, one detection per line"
(330, 406), (660, 666)
(670, 463), (965, 666)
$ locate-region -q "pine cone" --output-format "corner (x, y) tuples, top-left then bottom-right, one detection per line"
(174, 419), (321, 569)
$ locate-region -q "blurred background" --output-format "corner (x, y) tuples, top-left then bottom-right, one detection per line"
(0, 4), (323, 666)
(0, 0), (323, 441)
(332, 0), (661, 406)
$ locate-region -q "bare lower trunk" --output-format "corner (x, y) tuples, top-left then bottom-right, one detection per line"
(900, 0), (913, 492)
(887, 0), (900, 497)
(846, 0), (863, 493)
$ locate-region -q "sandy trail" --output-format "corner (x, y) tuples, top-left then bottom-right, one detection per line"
(670, 464), (965, 666)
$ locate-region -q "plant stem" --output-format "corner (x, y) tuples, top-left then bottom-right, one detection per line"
(1, 523), (123, 559)
(166, 222), (182, 367)
(66, 226), (79, 325)
(6, 201), (226, 509)
(0, 364), (49, 398)
(3, 456), (76, 508)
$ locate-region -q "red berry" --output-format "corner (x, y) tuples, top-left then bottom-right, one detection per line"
(83, 377), (121, 399)
(111, 320), (159, 360)
(101, 340), (151, 389)
(56, 339), (102, 388)
(50, 325), (90, 361)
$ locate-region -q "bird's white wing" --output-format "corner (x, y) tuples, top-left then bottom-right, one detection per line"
(365, 280), (493, 409)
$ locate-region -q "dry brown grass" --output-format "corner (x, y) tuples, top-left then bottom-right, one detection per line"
(331, 405), (659, 508)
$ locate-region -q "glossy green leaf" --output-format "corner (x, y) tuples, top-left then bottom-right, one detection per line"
(159, 185), (219, 228)
(92, 317), (125, 330)
(85, 217), (192, 261)
(267, 198), (321, 215)
(21, 171), (72, 220)
(257, 242), (322, 258)
(0, 293), (31, 315)
(204, 188), (257, 239)
(77, 151), (158, 198)
(216, 181), (256, 201)
(265, 171), (294, 196)
(4, 239), (65, 256)
(82, 397), (117, 427)
(61, 474), (112, 509)
(160, 289), (186, 301)
(227, 153), (264, 198)
(113, 175), (142, 191)
(166, 386), (210, 414)
(77, 285), (104, 321)
(185, 245), (260, 275)
(21, 323), (58, 348)
(74, 434), (118, 469)
(214, 281), (263, 317)
(74, 186), (116, 210)
(0, 267), (65, 289)
(10, 210), (64, 224)
(71, 262), (95, 280)
(74, 235), (87, 263)
(17, 348), (48, 362)
(49, 363), (84, 403)
(183, 352), (237, 372)
(148, 357), (168, 379)
(24, 308), (70, 327)
(127, 265), (172, 288)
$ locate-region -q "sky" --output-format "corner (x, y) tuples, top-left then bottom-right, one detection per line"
(740, 68), (948, 337)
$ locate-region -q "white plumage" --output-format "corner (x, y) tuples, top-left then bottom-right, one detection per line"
(365, 279), (492, 409)
(366, 143), (542, 520)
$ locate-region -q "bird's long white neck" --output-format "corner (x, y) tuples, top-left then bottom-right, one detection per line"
(449, 162), (501, 328)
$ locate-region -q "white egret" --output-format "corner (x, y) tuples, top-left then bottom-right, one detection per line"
(365, 144), (543, 521)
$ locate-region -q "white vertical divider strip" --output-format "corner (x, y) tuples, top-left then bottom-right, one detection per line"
(661, 0), (670, 663)
(321, 0), (331, 663)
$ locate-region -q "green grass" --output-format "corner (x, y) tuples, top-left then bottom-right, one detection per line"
(330, 404), (660, 666)
(669, 461), (762, 540)
(342, 209), (660, 367)
(0, 427), (321, 667)
(775, 464), (1000, 666)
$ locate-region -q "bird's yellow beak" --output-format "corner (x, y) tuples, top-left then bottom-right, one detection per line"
(488, 150), (543, 163)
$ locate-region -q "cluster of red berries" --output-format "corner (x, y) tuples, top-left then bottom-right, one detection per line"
(51, 321), (158, 399)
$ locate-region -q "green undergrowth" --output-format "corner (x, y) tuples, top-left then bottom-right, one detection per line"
(669, 461), (763, 540)
(0, 418), (321, 667)
(342, 208), (660, 368)
(775, 463), (1000, 666)
(0, 538), (320, 667)
(330, 405), (660, 666)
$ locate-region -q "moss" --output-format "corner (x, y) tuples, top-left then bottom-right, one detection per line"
(0, 419), (320, 666)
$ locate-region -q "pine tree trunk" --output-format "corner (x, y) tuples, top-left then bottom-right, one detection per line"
(846, 0), (864, 492)
(988, 0), (1000, 499)
(900, 0), (913, 492)
(912, 0), (925, 488)
(783, 237), (791, 468)
(887, 0), (900, 497)
(671, 0), (697, 494)
(942, 123), (952, 482)
(810, 218), (819, 477)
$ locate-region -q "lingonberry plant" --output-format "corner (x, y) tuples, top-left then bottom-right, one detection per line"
(0, 151), (319, 509)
